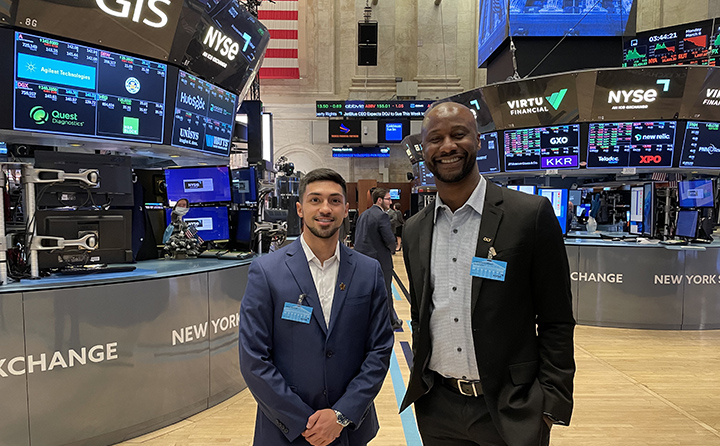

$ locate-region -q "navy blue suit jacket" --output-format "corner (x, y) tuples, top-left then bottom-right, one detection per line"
(239, 239), (394, 445)
(353, 205), (395, 273)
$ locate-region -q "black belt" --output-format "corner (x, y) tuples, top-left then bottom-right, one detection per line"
(436, 372), (483, 397)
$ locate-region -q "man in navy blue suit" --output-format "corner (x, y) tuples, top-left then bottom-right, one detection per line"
(239, 168), (394, 446)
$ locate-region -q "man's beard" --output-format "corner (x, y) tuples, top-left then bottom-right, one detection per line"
(305, 221), (340, 239)
(429, 154), (475, 183)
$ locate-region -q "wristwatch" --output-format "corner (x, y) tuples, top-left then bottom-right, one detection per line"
(334, 410), (351, 427)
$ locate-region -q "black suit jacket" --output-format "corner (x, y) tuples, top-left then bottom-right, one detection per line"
(400, 181), (576, 446)
(353, 205), (396, 273)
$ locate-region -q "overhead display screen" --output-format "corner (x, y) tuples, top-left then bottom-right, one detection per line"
(171, 69), (237, 156)
(503, 124), (580, 171)
(164, 166), (231, 205)
(14, 0), (183, 61)
(680, 121), (720, 169)
(331, 146), (390, 158)
(623, 20), (713, 67)
(587, 121), (676, 168)
(377, 120), (409, 144)
(476, 131), (500, 174)
(414, 161), (435, 186)
(13, 32), (166, 143)
(169, 0), (269, 97)
(316, 101), (433, 118)
(328, 120), (361, 144)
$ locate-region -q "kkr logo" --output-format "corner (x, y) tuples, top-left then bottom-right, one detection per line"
(639, 155), (663, 164)
(545, 89), (568, 110)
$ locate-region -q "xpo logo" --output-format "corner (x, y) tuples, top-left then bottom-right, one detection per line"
(639, 155), (663, 164)
(95, 0), (172, 28)
(550, 136), (569, 145)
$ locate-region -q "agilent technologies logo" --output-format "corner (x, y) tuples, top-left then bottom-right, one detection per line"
(30, 106), (48, 124)
(180, 92), (206, 111)
(125, 77), (141, 94)
(183, 178), (214, 193)
(339, 123), (351, 134)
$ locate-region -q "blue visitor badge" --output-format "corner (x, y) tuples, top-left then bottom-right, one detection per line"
(282, 302), (313, 324)
(470, 257), (507, 281)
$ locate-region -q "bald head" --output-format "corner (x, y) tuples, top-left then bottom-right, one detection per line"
(421, 102), (477, 138)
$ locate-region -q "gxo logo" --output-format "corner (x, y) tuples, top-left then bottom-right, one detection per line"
(95, 0), (172, 29)
(639, 155), (662, 164)
(550, 136), (569, 145)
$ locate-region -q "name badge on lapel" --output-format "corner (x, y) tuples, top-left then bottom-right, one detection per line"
(281, 293), (313, 324)
(470, 247), (507, 281)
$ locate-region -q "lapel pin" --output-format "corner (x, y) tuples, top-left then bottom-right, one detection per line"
(339, 282), (346, 291)
(483, 237), (491, 243)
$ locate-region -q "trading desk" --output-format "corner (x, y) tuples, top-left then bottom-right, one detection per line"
(565, 237), (720, 330)
(0, 258), (252, 446)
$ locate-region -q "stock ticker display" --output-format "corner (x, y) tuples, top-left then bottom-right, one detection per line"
(623, 20), (715, 67)
(680, 121), (720, 169)
(171, 69), (237, 156)
(476, 131), (501, 174)
(503, 124), (580, 171)
(13, 32), (166, 143)
(316, 101), (433, 118)
(587, 121), (676, 168)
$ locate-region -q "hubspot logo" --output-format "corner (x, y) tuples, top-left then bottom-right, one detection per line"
(30, 106), (48, 124)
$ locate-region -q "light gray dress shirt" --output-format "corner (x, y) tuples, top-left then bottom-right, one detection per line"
(300, 234), (341, 328)
(428, 176), (487, 380)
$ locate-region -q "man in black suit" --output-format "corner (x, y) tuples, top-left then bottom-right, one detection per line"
(400, 102), (575, 446)
(354, 187), (402, 329)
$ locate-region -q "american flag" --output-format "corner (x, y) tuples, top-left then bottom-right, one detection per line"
(186, 225), (204, 244)
(258, 0), (300, 79)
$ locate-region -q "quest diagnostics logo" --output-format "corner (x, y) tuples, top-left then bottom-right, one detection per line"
(30, 106), (48, 124)
(30, 106), (84, 127)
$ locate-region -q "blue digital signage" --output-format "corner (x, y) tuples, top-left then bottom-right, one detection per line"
(503, 124), (580, 171)
(164, 166), (231, 205)
(166, 205), (230, 241)
(13, 32), (167, 143)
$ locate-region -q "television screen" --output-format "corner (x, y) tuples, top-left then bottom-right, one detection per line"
(389, 188), (400, 200)
(477, 0), (508, 66)
(509, 1), (635, 37)
(164, 166), (231, 205)
(166, 205), (229, 242)
(503, 124), (580, 171)
(678, 179), (715, 208)
(680, 121), (720, 168)
(378, 120), (409, 143)
(630, 186), (644, 222)
(331, 146), (390, 158)
(507, 185), (536, 195)
(233, 208), (254, 248)
(675, 209), (699, 239)
(231, 167), (258, 204)
(328, 120), (361, 144)
(623, 20), (713, 67)
(13, 32), (167, 143)
(169, 0), (269, 97)
(642, 183), (655, 237)
(171, 69), (237, 156)
(415, 161), (435, 186)
(14, 0), (183, 61)
(538, 188), (569, 235)
(587, 121), (676, 168)
(477, 131), (501, 174)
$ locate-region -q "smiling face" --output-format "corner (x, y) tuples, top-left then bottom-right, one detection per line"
(296, 180), (349, 241)
(421, 102), (480, 184)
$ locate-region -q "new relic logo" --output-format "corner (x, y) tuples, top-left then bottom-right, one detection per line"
(507, 88), (568, 115)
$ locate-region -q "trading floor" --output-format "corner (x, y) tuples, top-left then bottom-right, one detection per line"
(118, 255), (720, 446)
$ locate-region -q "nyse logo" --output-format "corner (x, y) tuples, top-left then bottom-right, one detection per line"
(639, 155), (663, 164)
(608, 89), (658, 104)
(203, 26), (239, 61)
(95, 0), (171, 28)
(183, 178), (213, 192)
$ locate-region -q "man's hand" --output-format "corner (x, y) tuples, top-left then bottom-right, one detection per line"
(302, 409), (343, 446)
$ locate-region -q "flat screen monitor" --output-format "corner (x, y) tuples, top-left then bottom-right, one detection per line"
(171, 69), (237, 156)
(0, 141), (7, 162)
(164, 166), (231, 205)
(35, 209), (133, 268)
(642, 183), (655, 237)
(415, 161), (435, 186)
(623, 20), (712, 67)
(538, 188), (569, 235)
(328, 120), (361, 144)
(503, 125), (580, 171)
(577, 204), (592, 218)
(14, 32), (167, 143)
(166, 206), (229, 242)
(630, 186), (644, 222)
(477, 131), (501, 174)
(680, 121), (720, 169)
(507, 185), (536, 195)
(378, 120), (409, 144)
(678, 179), (715, 208)
(389, 188), (400, 200)
(233, 208), (254, 249)
(34, 151), (134, 208)
(331, 146), (390, 158)
(675, 210), (699, 239)
(587, 121), (676, 168)
(231, 167), (258, 204)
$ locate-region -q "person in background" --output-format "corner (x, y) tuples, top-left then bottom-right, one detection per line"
(400, 102), (576, 446)
(388, 202), (405, 252)
(239, 168), (393, 446)
(353, 187), (403, 330)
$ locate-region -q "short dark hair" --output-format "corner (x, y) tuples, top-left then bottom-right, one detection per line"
(298, 168), (347, 202)
(372, 187), (389, 204)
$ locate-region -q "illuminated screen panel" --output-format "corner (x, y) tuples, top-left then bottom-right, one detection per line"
(630, 186), (644, 222)
(678, 179), (715, 208)
(680, 121), (720, 169)
(477, 131), (501, 174)
(477, 0), (508, 66)
(315, 101), (433, 118)
(623, 20), (712, 67)
(503, 124), (580, 172)
(171, 69), (237, 156)
(328, 120), (361, 144)
(331, 146), (390, 158)
(164, 166), (231, 205)
(13, 32), (166, 143)
(586, 121), (676, 168)
(510, 1), (634, 37)
(415, 161), (435, 186)
(377, 120), (410, 144)
(166, 206), (230, 241)
(538, 188), (569, 235)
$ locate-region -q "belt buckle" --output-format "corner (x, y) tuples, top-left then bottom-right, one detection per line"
(456, 379), (478, 397)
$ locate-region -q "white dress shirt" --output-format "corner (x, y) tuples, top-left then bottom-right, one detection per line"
(300, 234), (341, 328)
(429, 176), (487, 380)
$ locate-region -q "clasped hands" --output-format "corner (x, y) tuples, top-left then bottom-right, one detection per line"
(302, 408), (344, 446)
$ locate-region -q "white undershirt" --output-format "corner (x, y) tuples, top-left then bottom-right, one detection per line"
(300, 234), (341, 327)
